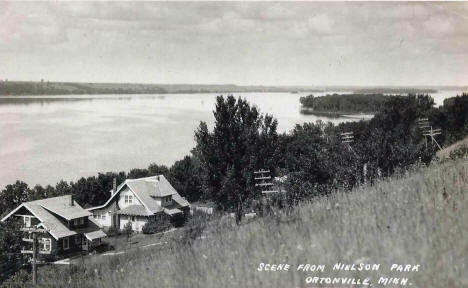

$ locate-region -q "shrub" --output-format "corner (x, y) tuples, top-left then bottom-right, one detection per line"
(0, 269), (29, 288)
(180, 210), (212, 244)
(123, 222), (133, 240)
(142, 215), (172, 234)
(449, 145), (468, 160)
(106, 226), (121, 237)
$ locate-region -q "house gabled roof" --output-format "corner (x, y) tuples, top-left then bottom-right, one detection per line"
(88, 175), (190, 214)
(1, 195), (95, 240)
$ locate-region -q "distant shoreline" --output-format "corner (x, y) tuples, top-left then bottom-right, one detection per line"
(2, 80), (465, 96)
(300, 108), (374, 118)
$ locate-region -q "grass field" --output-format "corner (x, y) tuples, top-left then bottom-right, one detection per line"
(27, 155), (467, 288)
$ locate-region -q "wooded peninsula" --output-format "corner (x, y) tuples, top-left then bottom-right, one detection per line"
(300, 93), (399, 115)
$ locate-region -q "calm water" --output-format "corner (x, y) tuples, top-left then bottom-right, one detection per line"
(0, 91), (464, 188)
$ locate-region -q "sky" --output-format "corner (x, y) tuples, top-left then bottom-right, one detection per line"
(1, 1), (468, 86)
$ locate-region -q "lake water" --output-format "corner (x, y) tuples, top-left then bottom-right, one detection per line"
(0, 90), (464, 188)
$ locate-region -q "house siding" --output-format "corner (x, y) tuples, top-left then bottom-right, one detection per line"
(91, 204), (114, 228)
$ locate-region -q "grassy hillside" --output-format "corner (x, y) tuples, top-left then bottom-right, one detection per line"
(437, 136), (468, 160)
(22, 155), (466, 288)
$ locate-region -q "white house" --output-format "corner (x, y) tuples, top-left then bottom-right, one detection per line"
(88, 175), (190, 232)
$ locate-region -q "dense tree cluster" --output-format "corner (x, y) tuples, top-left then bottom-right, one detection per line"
(194, 96), (279, 222)
(300, 93), (397, 113)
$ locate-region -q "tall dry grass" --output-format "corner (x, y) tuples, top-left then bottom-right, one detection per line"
(35, 158), (467, 288)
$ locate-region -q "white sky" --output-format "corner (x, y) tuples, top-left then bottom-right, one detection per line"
(1, 1), (467, 86)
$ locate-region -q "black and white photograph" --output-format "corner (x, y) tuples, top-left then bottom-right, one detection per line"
(0, 1), (467, 287)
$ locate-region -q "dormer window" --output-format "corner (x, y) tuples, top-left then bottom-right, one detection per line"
(124, 195), (133, 204)
(162, 196), (172, 206)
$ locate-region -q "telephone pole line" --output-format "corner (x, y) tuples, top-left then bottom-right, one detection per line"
(417, 118), (442, 151)
(340, 131), (358, 158)
(254, 169), (279, 194)
(341, 131), (368, 184)
(423, 126), (442, 150)
(21, 226), (47, 285)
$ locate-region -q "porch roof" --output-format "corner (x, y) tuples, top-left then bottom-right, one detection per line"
(114, 205), (153, 216)
(84, 230), (107, 241)
(163, 208), (182, 216)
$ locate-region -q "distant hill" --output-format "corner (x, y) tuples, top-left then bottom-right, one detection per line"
(0, 81), (324, 96)
(2, 81), (465, 96)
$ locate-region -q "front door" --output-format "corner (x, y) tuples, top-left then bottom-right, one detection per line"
(82, 238), (88, 251)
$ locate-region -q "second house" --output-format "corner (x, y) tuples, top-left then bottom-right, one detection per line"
(88, 175), (190, 232)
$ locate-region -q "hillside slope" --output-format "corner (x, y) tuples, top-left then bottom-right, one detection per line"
(11, 157), (467, 288)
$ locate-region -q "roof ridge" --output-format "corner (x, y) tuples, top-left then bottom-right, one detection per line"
(26, 194), (72, 204)
(126, 175), (164, 182)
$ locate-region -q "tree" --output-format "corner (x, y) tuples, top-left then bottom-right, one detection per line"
(0, 219), (23, 283)
(0, 181), (30, 217)
(147, 163), (169, 176)
(168, 155), (203, 202)
(194, 95), (279, 223)
(124, 222), (133, 242)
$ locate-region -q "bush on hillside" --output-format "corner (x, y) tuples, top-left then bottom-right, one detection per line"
(142, 215), (172, 234)
(449, 145), (468, 160)
(106, 226), (121, 237)
(180, 210), (213, 244)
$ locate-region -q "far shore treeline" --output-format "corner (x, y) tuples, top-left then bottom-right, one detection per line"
(0, 92), (467, 280)
(0, 80), (448, 96)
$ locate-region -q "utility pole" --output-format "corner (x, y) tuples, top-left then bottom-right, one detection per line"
(341, 131), (368, 184)
(254, 169), (278, 194)
(21, 226), (47, 285)
(417, 118), (442, 151)
(423, 126), (442, 151)
(417, 118), (430, 148)
(340, 131), (358, 157)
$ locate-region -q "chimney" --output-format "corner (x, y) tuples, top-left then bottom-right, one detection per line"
(70, 194), (74, 206)
(112, 178), (117, 195)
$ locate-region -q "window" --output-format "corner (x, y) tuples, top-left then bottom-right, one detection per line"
(163, 196), (172, 205)
(73, 219), (79, 226)
(94, 213), (106, 220)
(79, 218), (84, 225)
(24, 216), (31, 228)
(63, 238), (69, 250)
(75, 235), (81, 245)
(40, 238), (51, 252)
(124, 195), (133, 204)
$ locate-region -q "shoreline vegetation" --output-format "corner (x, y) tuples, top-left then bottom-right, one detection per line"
(0, 80), (454, 96)
(300, 93), (398, 116)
